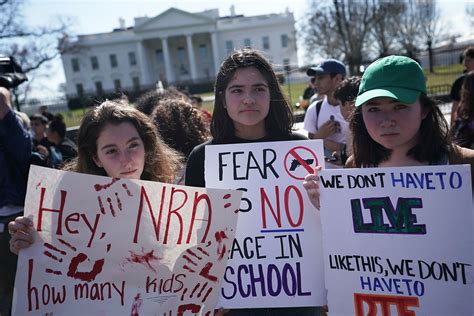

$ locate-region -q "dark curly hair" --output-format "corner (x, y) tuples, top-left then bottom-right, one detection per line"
(211, 48), (294, 142)
(135, 87), (189, 115)
(151, 99), (210, 158)
(457, 71), (474, 120)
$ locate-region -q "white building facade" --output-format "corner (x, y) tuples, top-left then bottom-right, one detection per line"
(60, 7), (298, 97)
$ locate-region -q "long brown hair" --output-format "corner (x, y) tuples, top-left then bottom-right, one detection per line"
(350, 94), (452, 167)
(211, 48), (294, 142)
(457, 71), (474, 120)
(71, 100), (181, 183)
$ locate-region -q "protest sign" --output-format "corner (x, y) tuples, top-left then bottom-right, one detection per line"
(319, 165), (473, 315)
(13, 165), (242, 315)
(205, 140), (327, 308)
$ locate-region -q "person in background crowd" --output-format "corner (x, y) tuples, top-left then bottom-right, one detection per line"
(0, 87), (31, 316)
(299, 77), (317, 111)
(450, 71), (474, 149)
(332, 76), (361, 165)
(38, 105), (54, 122)
(190, 95), (212, 128)
(304, 55), (474, 211)
(46, 114), (78, 168)
(450, 46), (474, 126)
(29, 114), (54, 167)
(185, 48), (320, 315)
(303, 59), (348, 168)
(135, 86), (189, 115)
(151, 98), (210, 184)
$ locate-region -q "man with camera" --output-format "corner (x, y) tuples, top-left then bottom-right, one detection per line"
(0, 57), (31, 316)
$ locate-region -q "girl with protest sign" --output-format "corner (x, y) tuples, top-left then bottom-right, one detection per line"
(185, 48), (320, 315)
(185, 48), (307, 187)
(8, 99), (182, 253)
(303, 55), (474, 210)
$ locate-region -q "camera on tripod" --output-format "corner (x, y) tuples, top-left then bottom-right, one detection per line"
(0, 56), (28, 89)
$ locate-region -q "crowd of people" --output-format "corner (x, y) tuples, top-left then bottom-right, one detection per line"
(1, 45), (474, 315)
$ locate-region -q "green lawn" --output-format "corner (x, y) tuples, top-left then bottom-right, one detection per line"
(62, 64), (464, 128)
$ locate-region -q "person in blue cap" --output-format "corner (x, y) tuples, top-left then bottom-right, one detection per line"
(303, 55), (474, 210)
(303, 59), (348, 168)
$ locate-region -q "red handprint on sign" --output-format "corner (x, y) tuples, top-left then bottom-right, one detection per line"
(43, 239), (110, 282)
(94, 178), (134, 217)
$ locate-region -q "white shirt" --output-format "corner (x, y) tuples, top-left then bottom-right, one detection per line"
(303, 96), (349, 145)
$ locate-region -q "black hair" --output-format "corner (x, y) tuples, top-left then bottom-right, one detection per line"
(334, 76), (361, 103)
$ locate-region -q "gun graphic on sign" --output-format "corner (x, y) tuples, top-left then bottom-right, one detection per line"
(289, 158), (314, 171)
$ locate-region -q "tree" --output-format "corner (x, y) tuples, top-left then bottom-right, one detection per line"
(299, 0), (447, 74)
(0, 0), (72, 110)
(300, 0), (377, 75)
(466, 3), (474, 27)
(370, 1), (405, 58)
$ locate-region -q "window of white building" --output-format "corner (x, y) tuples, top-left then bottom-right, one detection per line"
(114, 79), (121, 91)
(110, 54), (118, 68)
(262, 36), (270, 50)
(95, 81), (103, 94)
(155, 50), (164, 64)
(72, 58), (80, 72)
(177, 47), (188, 75)
(225, 40), (233, 54)
(91, 56), (99, 70)
(132, 77), (140, 91)
(129, 52), (137, 66)
(281, 34), (289, 48)
(199, 44), (208, 61)
(76, 83), (84, 96)
(244, 38), (251, 48)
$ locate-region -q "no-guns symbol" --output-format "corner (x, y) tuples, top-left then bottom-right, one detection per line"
(284, 146), (319, 180)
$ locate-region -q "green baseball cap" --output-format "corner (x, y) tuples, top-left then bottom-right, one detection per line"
(355, 55), (427, 107)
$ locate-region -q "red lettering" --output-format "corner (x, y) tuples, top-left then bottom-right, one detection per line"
(186, 192), (212, 244)
(284, 185), (304, 227)
(163, 187), (188, 244)
(354, 293), (419, 316)
(27, 259), (38, 311)
(65, 212), (80, 234)
(260, 186), (282, 228)
(133, 186), (165, 244)
(37, 188), (67, 235)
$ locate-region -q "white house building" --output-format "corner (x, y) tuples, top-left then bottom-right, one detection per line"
(60, 7), (298, 97)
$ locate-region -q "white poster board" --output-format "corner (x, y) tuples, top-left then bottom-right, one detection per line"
(13, 165), (242, 315)
(319, 165), (473, 315)
(205, 140), (327, 308)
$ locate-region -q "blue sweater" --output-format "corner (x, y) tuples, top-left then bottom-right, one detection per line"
(0, 110), (32, 208)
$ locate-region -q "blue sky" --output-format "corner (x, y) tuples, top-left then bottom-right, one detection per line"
(20, 0), (473, 99)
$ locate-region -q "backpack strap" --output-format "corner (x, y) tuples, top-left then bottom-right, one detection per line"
(314, 99), (323, 130)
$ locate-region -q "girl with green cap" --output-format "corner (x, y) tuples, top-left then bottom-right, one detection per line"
(303, 55), (474, 210)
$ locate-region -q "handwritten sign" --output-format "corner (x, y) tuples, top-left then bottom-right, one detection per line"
(205, 140), (327, 308)
(319, 165), (473, 315)
(13, 165), (242, 315)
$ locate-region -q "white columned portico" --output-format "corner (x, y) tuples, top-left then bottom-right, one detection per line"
(161, 36), (175, 83)
(185, 34), (198, 81)
(210, 31), (220, 74)
(136, 41), (151, 85)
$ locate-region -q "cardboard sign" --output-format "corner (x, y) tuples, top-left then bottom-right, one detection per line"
(13, 166), (242, 315)
(319, 165), (473, 315)
(205, 140), (327, 308)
